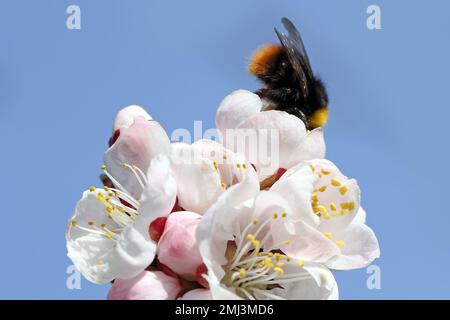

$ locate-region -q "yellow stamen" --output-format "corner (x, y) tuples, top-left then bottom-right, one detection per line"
(331, 179), (341, 186)
(89, 186), (95, 192)
(317, 205), (327, 215)
(239, 268), (246, 278)
(101, 165), (106, 170)
(339, 186), (348, 195)
(330, 202), (337, 211)
(340, 202), (355, 211)
(297, 260), (305, 267)
(105, 231), (115, 239)
(318, 185), (327, 192)
(321, 169), (331, 175)
(335, 240), (345, 246)
(274, 267), (285, 276)
(324, 232), (333, 239)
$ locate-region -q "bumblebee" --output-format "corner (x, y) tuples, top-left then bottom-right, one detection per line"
(248, 17), (329, 130)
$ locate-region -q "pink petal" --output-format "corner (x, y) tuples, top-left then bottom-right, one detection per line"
(113, 105), (152, 131)
(108, 270), (183, 300)
(157, 211), (203, 281)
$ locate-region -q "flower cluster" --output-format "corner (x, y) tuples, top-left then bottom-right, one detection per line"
(66, 91), (380, 300)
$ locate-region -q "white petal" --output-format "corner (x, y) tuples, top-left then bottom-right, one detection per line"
(66, 189), (156, 284)
(178, 288), (212, 300)
(197, 164), (260, 285)
(113, 105), (152, 131)
(233, 110), (307, 175)
(171, 142), (225, 213)
(270, 164), (320, 226)
(203, 272), (242, 300)
(353, 206), (367, 224)
(171, 140), (250, 214)
(270, 263), (338, 300)
(216, 89), (262, 135)
(278, 220), (340, 263)
(138, 155), (177, 225)
(290, 127), (326, 164)
(104, 117), (170, 200)
(326, 215), (380, 270)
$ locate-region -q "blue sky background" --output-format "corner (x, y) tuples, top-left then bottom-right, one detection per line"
(0, 0), (449, 299)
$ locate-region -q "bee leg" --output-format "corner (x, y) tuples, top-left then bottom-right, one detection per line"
(256, 88), (308, 126)
(256, 87), (295, 104)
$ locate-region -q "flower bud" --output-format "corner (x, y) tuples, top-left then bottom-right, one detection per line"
(157, 211), (203, 281)
(108, 270), (183, 300)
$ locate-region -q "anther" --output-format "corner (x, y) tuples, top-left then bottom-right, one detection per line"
(339, 186), (348, 195)
(331, 179), (341, 187)
(274, 267), (285, 276)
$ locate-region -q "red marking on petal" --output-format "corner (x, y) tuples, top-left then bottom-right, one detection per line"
(196, 263), (209, 289)
(157, 259), (179, 279)
(171, 197), (183, 213)
(275, 168), (287, 181)
(108, 129), (121, 147)
(149, 217), (167, 242)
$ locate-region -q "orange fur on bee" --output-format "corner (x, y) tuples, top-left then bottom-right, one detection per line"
(248, 44), (282, 75)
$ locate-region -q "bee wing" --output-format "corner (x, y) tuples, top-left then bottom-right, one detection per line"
(275, 18), (314, 100)
(281, 17), (314, 78)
